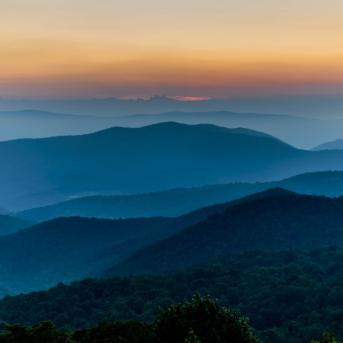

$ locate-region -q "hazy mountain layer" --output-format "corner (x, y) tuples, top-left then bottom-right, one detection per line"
(0, 110), (117, 142)
(18, 171), (343, 222)
(1, 95), (342, 118)
(0, 215), (30, 235)
(313, 139), (343, 150)
(114, 111), (343, 149)
(113, 189), (343, 275)
(0, 195), (238, 294)
(0, 122), (303, 210)
(4, 122), (343, 211)
(2, 108), (343, 149)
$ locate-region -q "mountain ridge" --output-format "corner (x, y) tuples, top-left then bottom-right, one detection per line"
(314, 139), (343, 151)
(0, 215), (30, 235)
(18, 171), (343, 222)
(0, 122), (302, 210)
(112, 189), (343, 275)
(0, 190), (249, 294)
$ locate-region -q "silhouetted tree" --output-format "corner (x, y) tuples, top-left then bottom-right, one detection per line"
(0, 321), (71, 343)
(311, 333), (339, 343)
(153, 294), (259, 343)
(72, 321), (153, 343)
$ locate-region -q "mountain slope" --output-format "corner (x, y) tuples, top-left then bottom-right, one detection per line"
(0, 110), (118, 142)
(0, 215), (30, 235)
(0, 195), (241, 294)
(0, 216), (174, 293)
(314, 139), (343, 151)
(114, 110), (343, 148)
(0, 122), (302, 210)
(113, 189), (343, 274)
(3, 122), (343, 211)
(3, 107), (343, 148)
(18, 171), (343, 222)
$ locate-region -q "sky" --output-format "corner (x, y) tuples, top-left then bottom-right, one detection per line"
(1, 0), (343, 99)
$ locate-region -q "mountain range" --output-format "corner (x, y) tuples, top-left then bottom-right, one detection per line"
(0, 215), (30, 235)
(0, 122), (295, 209)
(113, 110), (343, 149)
(4, 122), (343, 210)
(2, 108), (343, 149)
(1, 95), (343, 118)
(18, 171), (343, 222)
(112, 189), (343, 275)
(0, 194), (239, 294)
(314, 139), (343, 151)
(0, 110), (118, 142)
(4, 187), (343, 294)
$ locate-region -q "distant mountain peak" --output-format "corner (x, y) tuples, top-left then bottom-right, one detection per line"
(92, 121), (279, 141)
(248, 187), (297, 198)
(113, 189), (343, 276)
(313, 139), (343, 151)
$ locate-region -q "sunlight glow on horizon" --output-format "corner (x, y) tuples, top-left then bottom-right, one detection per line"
(1, 0), (343, 98)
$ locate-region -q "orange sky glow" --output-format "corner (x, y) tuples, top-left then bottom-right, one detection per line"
(1, 0), (343, 98)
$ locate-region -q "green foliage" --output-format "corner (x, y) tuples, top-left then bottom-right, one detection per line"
(1, 248), (343, 342)
(0, 186), (242, 295)
(184, 329), (202, 343)
(311, 333), (339, 343)
(72, 321), (153, 343)
(153, 295), (259, 343)
(116, 191), (343, 274)
(0, 322), (71, 343)
(0, 296), (257, 343)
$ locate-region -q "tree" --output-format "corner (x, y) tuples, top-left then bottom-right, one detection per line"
(72, 321), (153, 343)
(0, 321), (72, 343)
(311, 333), (339, 343)
(184, 329), (202, 343)
(153, 294), (259, 343)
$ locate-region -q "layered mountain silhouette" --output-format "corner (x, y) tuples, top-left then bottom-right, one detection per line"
(4, 96), (343, 148)
(314, 139), (343, 151)
(5, 188), (343, 295)
(0, 247), (340, 341)
(0, 110), (118, 142)
(0, 215), (30, 235)
(114, 111), (343, 148)
(112, 189), (343, 275)
(19, 171), (343, 222)
(3, 108), (343, 148)
(0, 122), (297, 209)
(0, 196), (239, 294)
(3, 122), (343, 210)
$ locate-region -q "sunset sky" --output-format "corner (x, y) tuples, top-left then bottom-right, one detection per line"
(1, 0), (343, 98)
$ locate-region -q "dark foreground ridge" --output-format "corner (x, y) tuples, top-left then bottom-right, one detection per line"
(0, 248), (342, 343)
(113, 189), (343, 274)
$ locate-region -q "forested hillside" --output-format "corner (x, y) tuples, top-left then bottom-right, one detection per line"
(0, 248), (342, 343)
(0, 195), (240, 294)
(0, 296), (259, 343)
(0, 215), (30, 235)
(113, 190), (343, 274)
